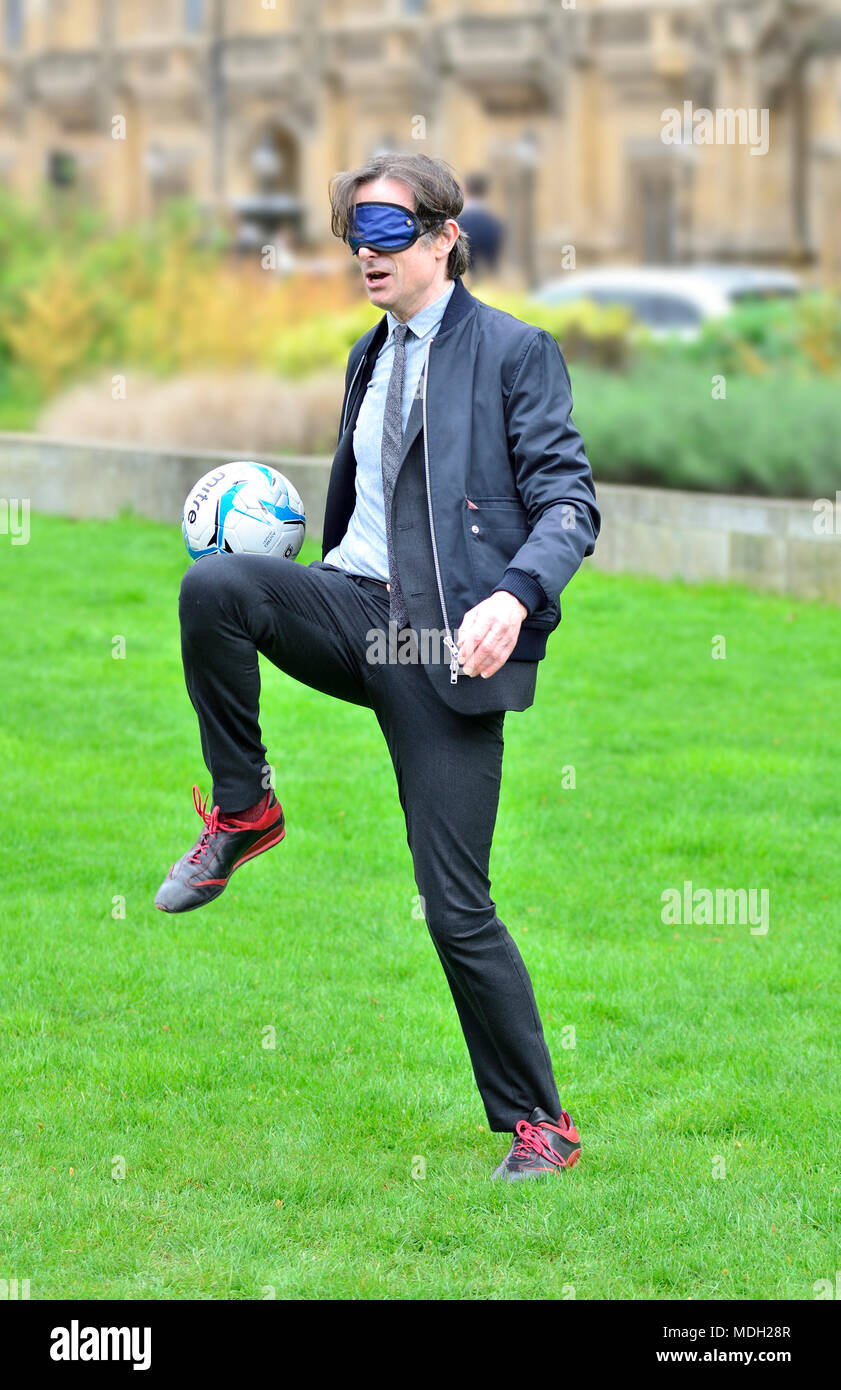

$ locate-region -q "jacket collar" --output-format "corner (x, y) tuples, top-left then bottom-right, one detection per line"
(385, 278), (455, 342)
(360, 275), (477, 361)
(435, 275), (476, 337)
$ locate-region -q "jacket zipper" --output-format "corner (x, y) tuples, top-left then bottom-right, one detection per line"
(340, 352), (367, 438)
(421, 339), (460, 685)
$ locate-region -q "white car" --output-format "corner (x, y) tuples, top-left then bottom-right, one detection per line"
(531, 265), (801, 339)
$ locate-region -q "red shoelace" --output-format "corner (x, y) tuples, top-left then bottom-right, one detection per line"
(187, 785), (231, 864)
(511, 1119), (564, 1166)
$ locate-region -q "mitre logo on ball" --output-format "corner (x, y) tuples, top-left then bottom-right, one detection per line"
(182, 461), (306, 562)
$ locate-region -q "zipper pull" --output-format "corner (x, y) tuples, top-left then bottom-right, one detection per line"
(444, 633), (460, 684)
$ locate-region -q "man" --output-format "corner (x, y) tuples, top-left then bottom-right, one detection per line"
(458, 171), (505, 280)
(155, 152), (600, 1181)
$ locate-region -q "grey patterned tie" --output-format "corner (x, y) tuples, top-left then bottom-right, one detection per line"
(381, 322), (412, 629)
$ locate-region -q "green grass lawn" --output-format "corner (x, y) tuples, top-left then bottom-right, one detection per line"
(1, 514), (839, 1301)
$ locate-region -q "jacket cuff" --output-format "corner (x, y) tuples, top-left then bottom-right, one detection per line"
(492, 567), (547, 617)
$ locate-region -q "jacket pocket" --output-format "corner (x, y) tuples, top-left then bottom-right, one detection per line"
(464, 496), (530, 596)
(463, 499), (560, 635)
(465, 495), (524, 512)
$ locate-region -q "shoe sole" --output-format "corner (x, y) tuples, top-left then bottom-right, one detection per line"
(156, 821), (286, 914)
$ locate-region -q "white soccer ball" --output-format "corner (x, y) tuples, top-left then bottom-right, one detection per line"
(182, 461), (306, 562)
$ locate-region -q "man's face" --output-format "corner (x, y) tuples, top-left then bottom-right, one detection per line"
(351, 177), (458, 322)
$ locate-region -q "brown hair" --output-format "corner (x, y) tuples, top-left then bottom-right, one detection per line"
(329, 152), (471, 280)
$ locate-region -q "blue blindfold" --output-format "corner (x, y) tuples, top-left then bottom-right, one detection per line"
(347, 201), (434, 254)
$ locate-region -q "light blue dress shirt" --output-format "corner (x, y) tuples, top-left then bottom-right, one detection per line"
(323, 279), (455, 581)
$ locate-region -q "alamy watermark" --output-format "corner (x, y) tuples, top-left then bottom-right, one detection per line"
(0, 1277), (30, 1299)
(661, 880), (769, 936)
(50, 1321), (151, 1370)
(0, 497), (30, 545)
(813, 493), (841, 535)
(366, 623), (459, 666)
(661, 101), (769, 157)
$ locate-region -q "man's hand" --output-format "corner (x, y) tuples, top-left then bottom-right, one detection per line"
(456, 591), (528, 679)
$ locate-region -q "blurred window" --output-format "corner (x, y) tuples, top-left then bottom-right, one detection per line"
(581, 288), (702, 329)
(47, 150), (78, 188)
(636, 294), (703, 329)
(583, 289), (639, 309)
(583, 289), (650, 315)
(593, 13), (649, 44)
(5, 0), (23, 49)
(184, 0), (203, 32)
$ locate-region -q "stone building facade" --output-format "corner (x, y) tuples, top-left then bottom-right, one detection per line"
(1, 0), (840, 282)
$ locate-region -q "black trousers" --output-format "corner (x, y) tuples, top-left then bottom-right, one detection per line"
(178, 552), (562, 1132)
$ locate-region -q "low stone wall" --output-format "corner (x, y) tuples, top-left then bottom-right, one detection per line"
(592, 482), (841, 603)
(1, 432), (839, 603)
(0, 433), (333, 539)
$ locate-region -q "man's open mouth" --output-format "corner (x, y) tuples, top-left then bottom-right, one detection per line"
(366, 270), (390, 283)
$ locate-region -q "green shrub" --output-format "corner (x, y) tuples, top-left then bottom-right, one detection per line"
(653, 293), (841, 376)
(261, 302), (379, 378)
(571, 359), (841, 498)
(479, 286), (637, 369)
(0, 362), (46, 431)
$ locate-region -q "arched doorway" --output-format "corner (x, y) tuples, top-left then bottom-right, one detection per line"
(230, 123), (304, 255)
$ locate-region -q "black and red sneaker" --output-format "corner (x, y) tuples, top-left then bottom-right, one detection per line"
(491, 1106), (581, 1181)
(155, 784), (285, 914)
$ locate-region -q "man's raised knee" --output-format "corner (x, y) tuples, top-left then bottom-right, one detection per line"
(179, 552), (246, 631)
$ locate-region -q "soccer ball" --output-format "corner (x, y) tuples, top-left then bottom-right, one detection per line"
(182, 462), (306, 562)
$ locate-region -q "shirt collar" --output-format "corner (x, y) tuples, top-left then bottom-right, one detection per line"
(386, 279), (455, 342)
